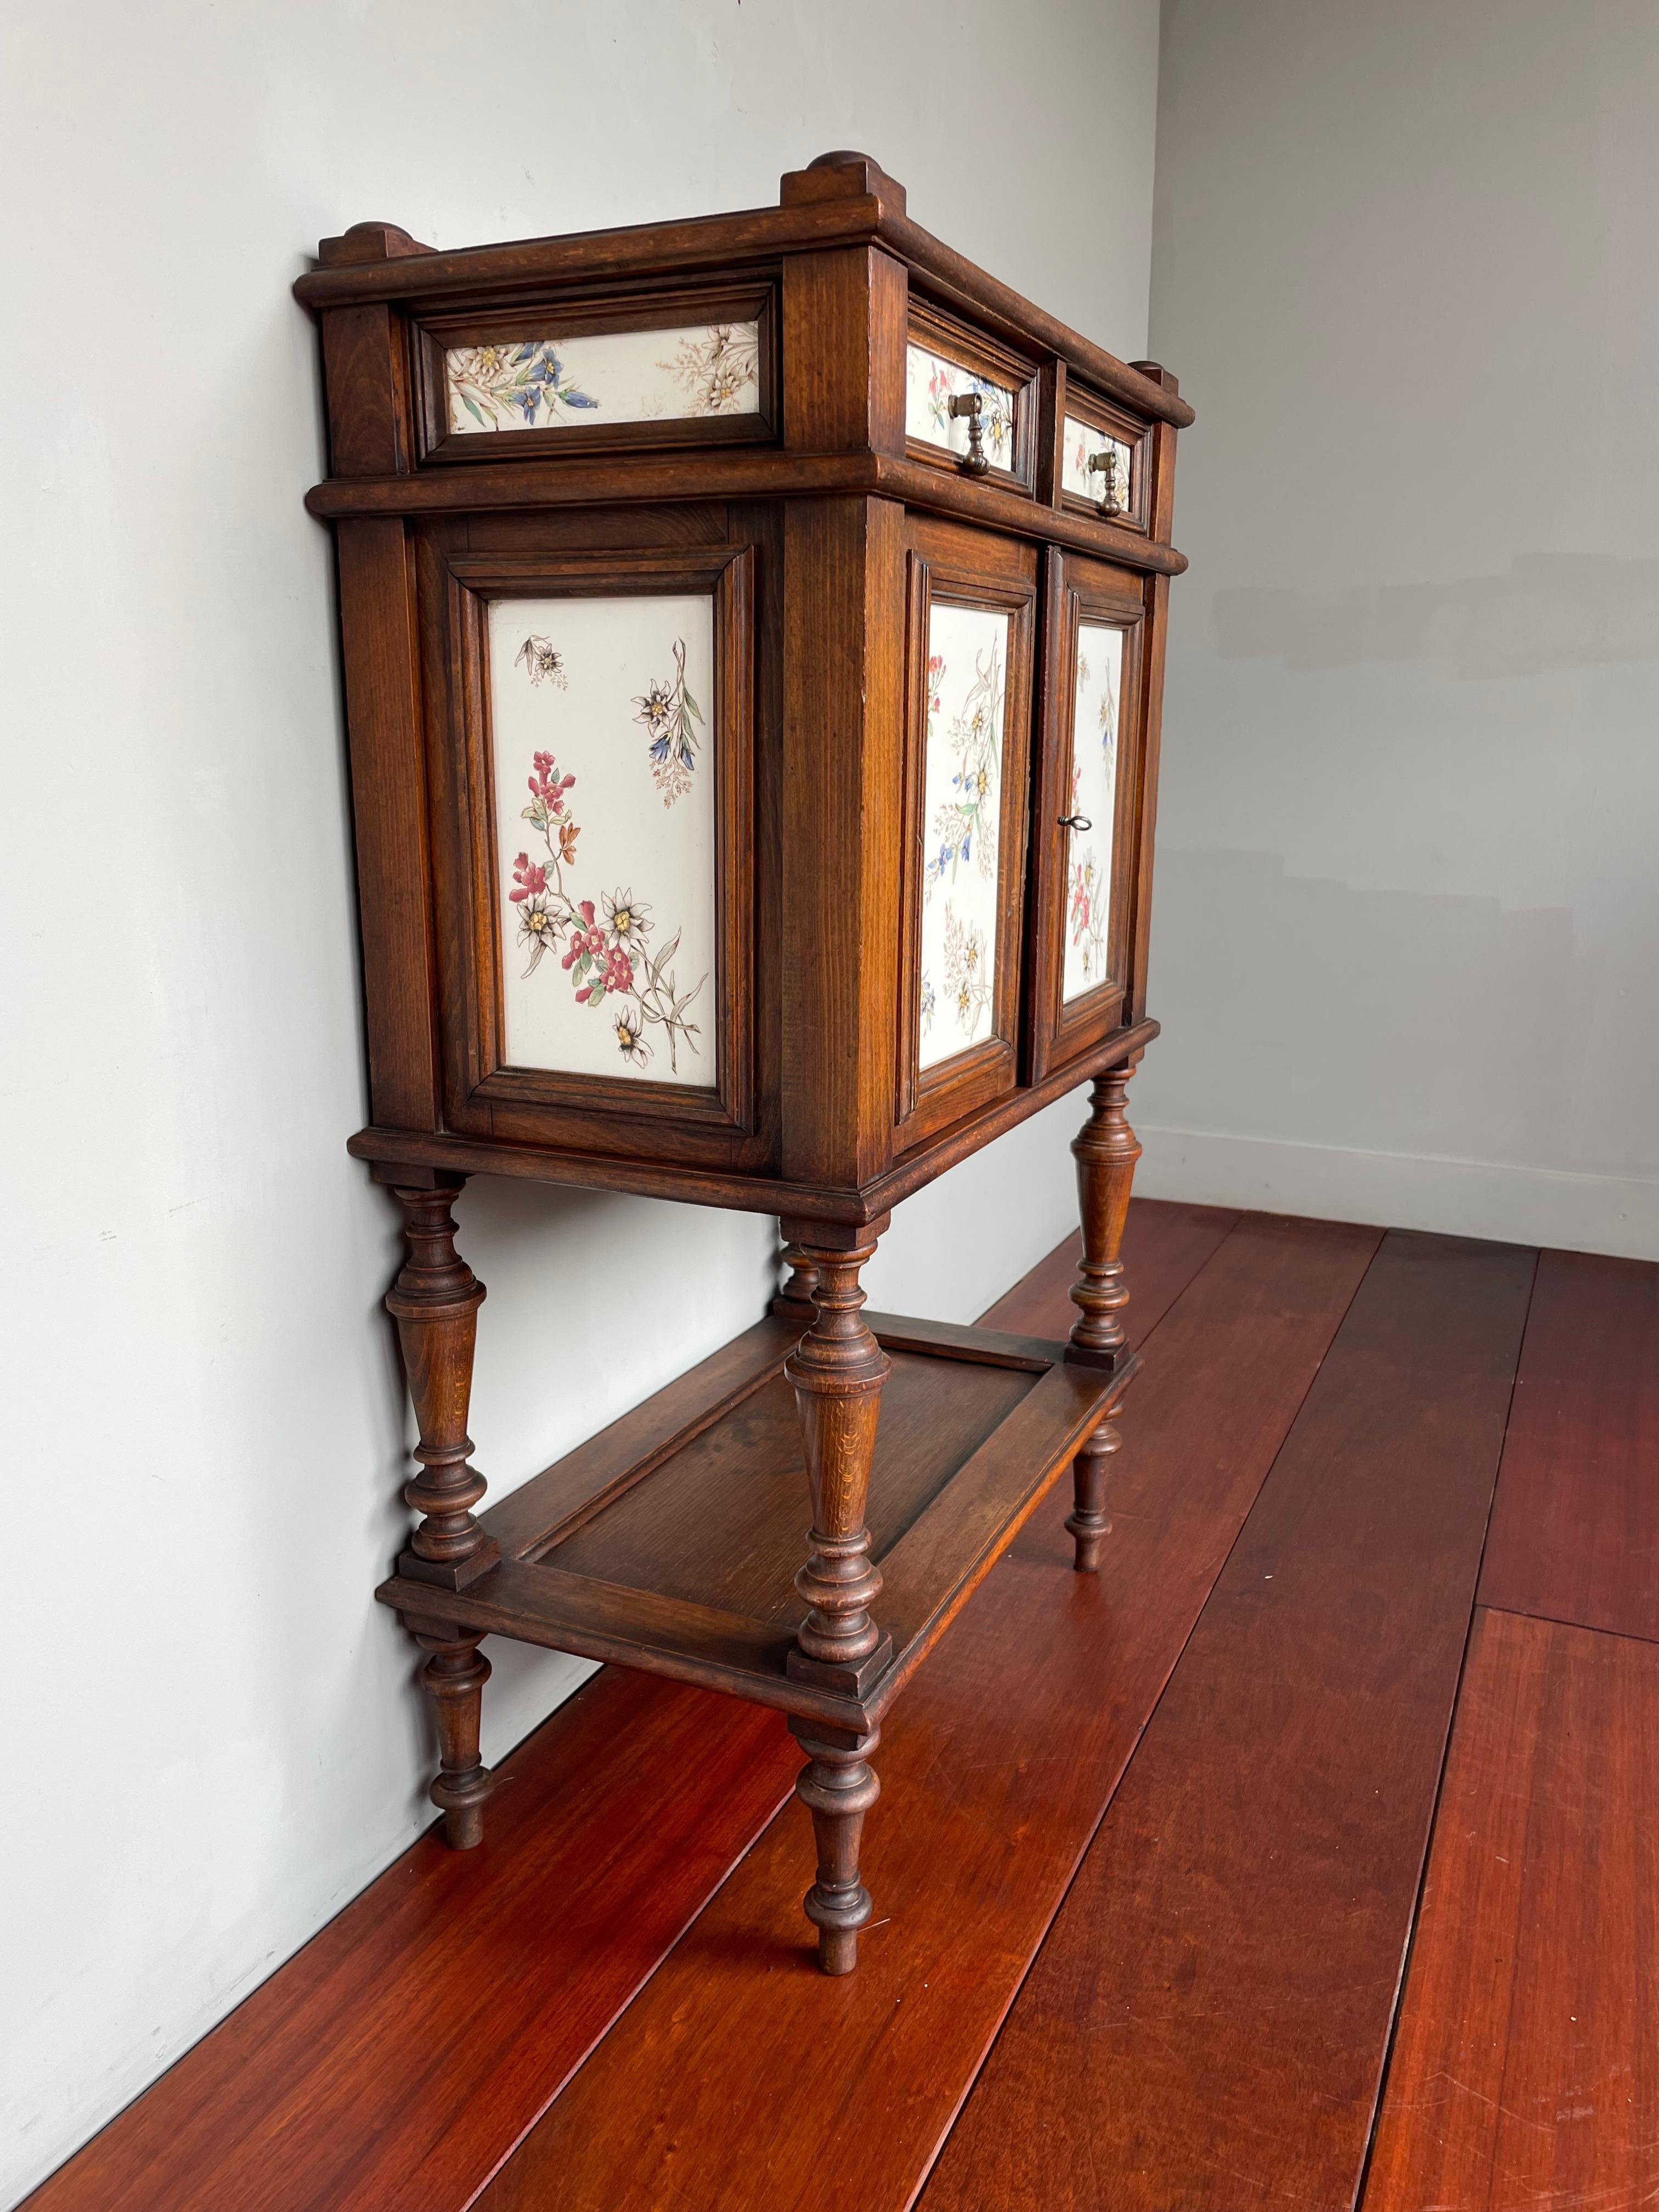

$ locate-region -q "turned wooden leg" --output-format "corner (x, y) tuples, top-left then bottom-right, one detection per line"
(1065, 1065), (1142, 1571)
(781, 1218), (893, 1693)
(790, 1718), (881, 1976)
(385, 1176), (500, 1591)
(411, 1623), (493, 1849)
(1066, 1419), (1121, 1572)
(780, 1217), (891, 1972)
(1068, 1064), (1142, 1367)
(772, 1239), (820, 1325)
(385, 1174), (499, 1847)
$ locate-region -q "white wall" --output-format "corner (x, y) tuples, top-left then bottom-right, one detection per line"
(0, 3), (1159, 2199)
(1137, 0), (1659, 1259)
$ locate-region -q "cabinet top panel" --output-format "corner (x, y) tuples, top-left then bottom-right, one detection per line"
(295, 149), (1193, 436)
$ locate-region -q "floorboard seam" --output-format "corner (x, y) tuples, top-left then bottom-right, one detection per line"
(905, 1217), (1389, 2212)
(1475, 1601), (1659, 1652)
(1351, 1246), (1540, 2212)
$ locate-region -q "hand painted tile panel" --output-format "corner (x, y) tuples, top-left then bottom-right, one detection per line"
(917, 602), (1011, 1072)
(1062, 621), (1124, 1002)
(1061, 415), (1133, 514)
(447, 324), (761, 435)
(905, 345), (1017, 472)
(490, 595), (716, 1084)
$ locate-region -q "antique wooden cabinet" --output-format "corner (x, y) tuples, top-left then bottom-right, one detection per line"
(297, 151), (1189, 1974)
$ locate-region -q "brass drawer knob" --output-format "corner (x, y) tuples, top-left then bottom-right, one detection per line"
(947, 390), (991, 476)
(1087, 449), (1125, 518)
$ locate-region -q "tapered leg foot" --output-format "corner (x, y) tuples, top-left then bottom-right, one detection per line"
(1066, 1419), (1121, 1571)
(415, 1627), (493, 1849)
(791, 1718), (880, 1974)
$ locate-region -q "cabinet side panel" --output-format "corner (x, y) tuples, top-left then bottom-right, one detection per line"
(336, 517), (441, 1130)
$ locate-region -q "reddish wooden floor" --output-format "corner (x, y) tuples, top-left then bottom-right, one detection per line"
(24, 1200), (1657, 2212)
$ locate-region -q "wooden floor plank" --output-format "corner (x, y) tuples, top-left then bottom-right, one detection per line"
(1363, 1607), (1659, 2212)
(979, 1195), (1241, 1341)
(21, 1669), (800, 2212)
(923, 1229), (1536, 2212)
(476, 1214), (1381, 2212)
(1479, 1246), (1659, 1643)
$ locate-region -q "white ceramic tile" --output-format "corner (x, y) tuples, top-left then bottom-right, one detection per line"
(1062, 620), (1124, 1002)
(447, 323), (760, 435)
(918, 602), (1011, 1071)
(490, 595), (717, 1084)
(905, 344), (1017, 472)
(1061, 414), (1133, 511)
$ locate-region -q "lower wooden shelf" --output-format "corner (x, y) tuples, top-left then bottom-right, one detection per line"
(379, 1310), (1138, 1735)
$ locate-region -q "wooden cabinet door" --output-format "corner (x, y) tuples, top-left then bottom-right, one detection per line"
(1027, 546), (1149, 1082)
(894, 515), (1037, 1152)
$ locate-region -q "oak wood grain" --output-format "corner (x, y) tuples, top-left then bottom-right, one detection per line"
(19, 1670), (799, 2212)
(921, 1229), (1535, 2212)
(482, 1314), (800, 1560)
(1479, 1246), (1659, 1643)
(1363, 1607), (1659, 2212)
(472, 1212), (1380, 2212)
(548, 1350), (1034, 1626)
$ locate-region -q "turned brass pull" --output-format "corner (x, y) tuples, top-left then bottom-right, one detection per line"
(948, 390), (990, 476)
(1087, 449), (1125, 518)
(1059, 812), (1093, 833)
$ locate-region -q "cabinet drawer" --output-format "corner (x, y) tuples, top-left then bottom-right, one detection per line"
(412, 283), (779, 462)
(903, 303), (1039, 494)
(1058, 387), (1150, 531)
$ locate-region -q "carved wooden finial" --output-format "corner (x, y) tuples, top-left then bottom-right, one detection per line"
(779, 150), (907, 216)
(316, 221), (435, 266)
(1129, 359), (1179, 397)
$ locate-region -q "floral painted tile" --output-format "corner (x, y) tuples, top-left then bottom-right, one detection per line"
(490, 595), (716, 1082)
(1062, 621), (1124, 1002)
(918, 602), (1010, 1071)
(905, 345), (1017, 472)
(1061, 415), (1133, 514)
(447, 323), (760, 435)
